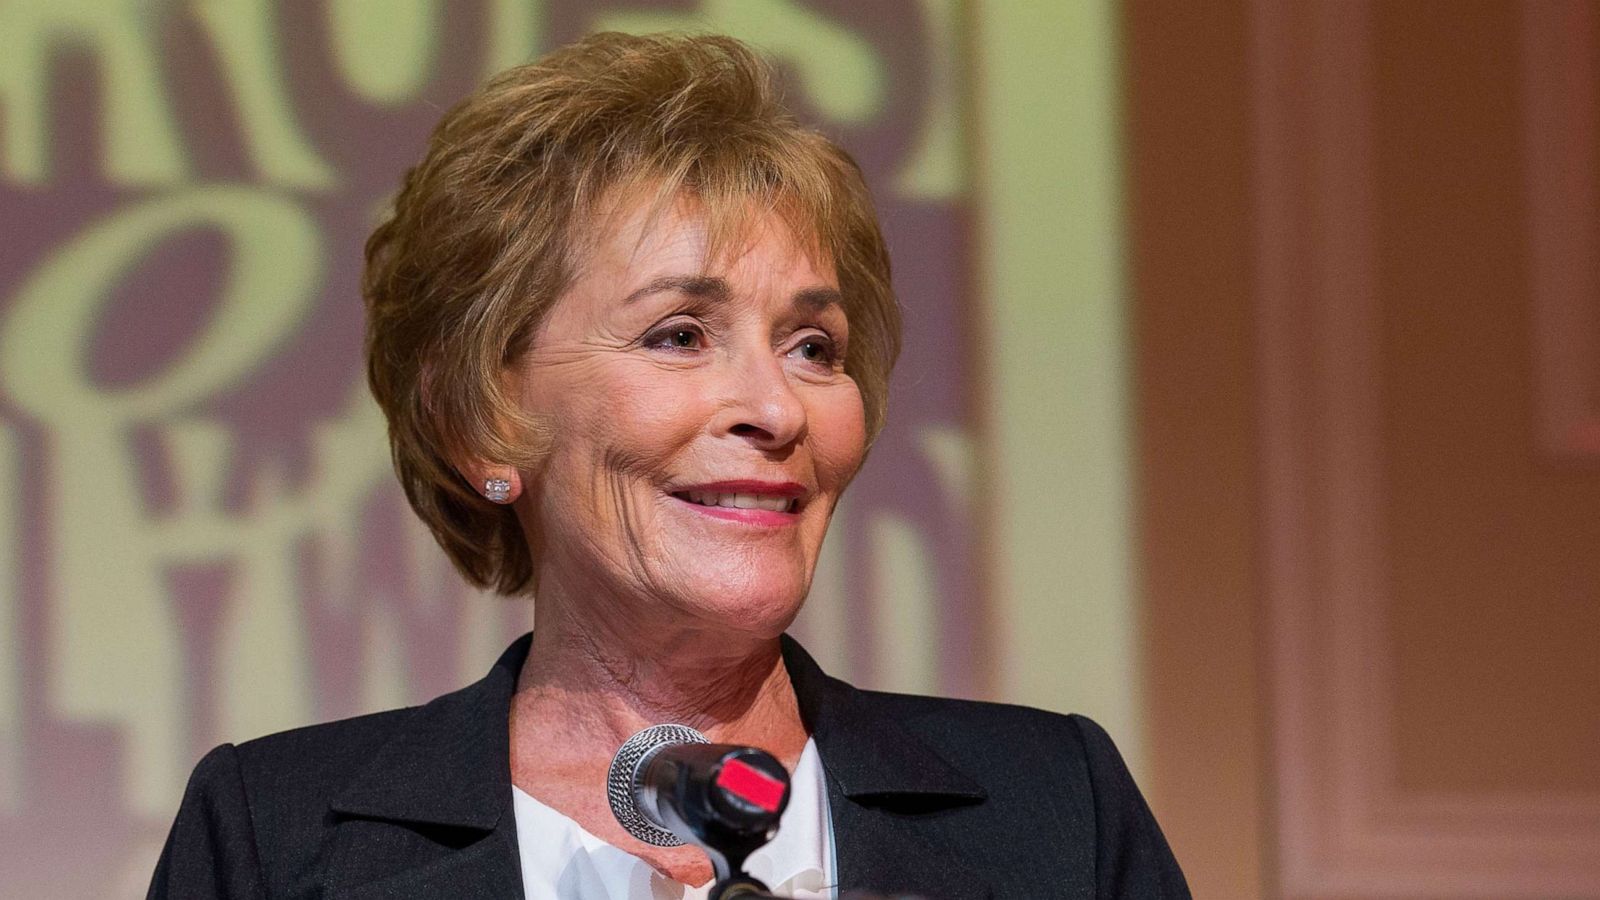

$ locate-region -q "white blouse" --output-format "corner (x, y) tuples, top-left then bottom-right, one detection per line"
(512, 738), (837, 899)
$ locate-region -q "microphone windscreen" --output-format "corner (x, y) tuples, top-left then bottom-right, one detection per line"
(606, 723), (709, 846)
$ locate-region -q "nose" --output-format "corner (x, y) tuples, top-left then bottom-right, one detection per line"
(715, 350), (806, 450)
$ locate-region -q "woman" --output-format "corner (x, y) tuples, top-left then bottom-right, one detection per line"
(150, 33), (1188, 899)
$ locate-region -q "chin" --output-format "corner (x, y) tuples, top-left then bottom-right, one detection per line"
(670, 574), (808, 640)
(648, 538), (811, 635)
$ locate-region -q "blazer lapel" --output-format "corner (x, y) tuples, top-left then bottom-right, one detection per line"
(781, 638), (993, 900)
(325, 636), (532, 900)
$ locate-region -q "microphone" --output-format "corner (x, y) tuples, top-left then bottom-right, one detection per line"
(606, 723), (710, 847)
(606, 724), (792, 894)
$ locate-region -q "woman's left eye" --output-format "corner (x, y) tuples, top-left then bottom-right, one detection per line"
(789, 334), (839, 367)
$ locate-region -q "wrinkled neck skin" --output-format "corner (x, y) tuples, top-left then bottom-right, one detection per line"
(506, 563), (812, 890)
(508, 564), (811, 777)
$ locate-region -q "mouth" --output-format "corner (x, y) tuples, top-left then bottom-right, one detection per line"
(671, 490), (800, 514)
(667, 481), (806, 524)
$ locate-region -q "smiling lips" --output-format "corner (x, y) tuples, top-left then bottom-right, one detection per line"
(670, 481), (805, 525)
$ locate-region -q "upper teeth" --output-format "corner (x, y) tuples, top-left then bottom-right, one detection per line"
(683, 491), (795, 512)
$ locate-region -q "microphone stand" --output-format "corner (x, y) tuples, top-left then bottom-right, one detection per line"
(691, 816), (781, 900)
(639, 743), (792, 899)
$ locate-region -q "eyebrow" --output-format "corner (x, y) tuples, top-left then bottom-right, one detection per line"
(792, 286), (845, 312)
(620, 274), (844, 312)
(621, 275), (729, 305)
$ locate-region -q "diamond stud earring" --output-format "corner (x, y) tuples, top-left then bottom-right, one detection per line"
(483, 477), (512, 504)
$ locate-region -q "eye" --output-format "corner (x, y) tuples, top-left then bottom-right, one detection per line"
(789, 333), (840, 367)
(645, 322), (705, 352)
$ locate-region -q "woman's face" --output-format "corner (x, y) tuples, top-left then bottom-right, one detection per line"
(511, 198), (867, 640)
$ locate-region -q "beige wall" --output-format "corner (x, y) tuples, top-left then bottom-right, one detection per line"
(1127, 2), (1266, 895)
(1131, 1), (1600, 897)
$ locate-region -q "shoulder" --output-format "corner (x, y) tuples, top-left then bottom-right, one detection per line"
(151, 706), (421, 899)
(177, 705), (419, 809)
(158, 707), (420, 893)
(853, 688), (1120, 778)
(838, 688), (1118, 832)
(153, 636), (529, 898)
(853, 688), (1149, 813)
(228, 705), (418, 795)
(848, 690), (1190, 896)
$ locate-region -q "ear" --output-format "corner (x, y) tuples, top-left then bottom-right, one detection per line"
(422, 357), (528, 506)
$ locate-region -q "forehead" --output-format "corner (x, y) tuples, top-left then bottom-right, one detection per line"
(569, 189), (839, 292)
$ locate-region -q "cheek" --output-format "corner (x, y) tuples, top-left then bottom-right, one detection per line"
(550, 362), (708, 477)
(808, 384), (868, 489)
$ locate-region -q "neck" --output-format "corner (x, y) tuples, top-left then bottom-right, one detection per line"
(509, 571), (810, 776)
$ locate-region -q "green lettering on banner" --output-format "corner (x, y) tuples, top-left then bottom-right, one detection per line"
(328, 0), (441, 106)
(0, 0), (190, 186)
(164, 377), (398, 759)
(895, 0), (967, 200)
(0, 186), (331, 812)
(3, 188), (321, 419)
(484, 0), (546, 74)
(190, 0), (336, 189)
(596, 0), (882, 124)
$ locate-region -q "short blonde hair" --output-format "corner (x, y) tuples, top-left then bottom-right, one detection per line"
(363, 32), (901, 595)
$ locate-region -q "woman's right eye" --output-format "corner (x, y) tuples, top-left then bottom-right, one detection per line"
(645, 323), (705, 351)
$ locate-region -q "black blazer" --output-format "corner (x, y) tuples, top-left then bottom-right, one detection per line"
(149, 635), (1189, 899)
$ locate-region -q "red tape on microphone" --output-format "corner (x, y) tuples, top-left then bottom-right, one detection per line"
(715, 758), (786, 813)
